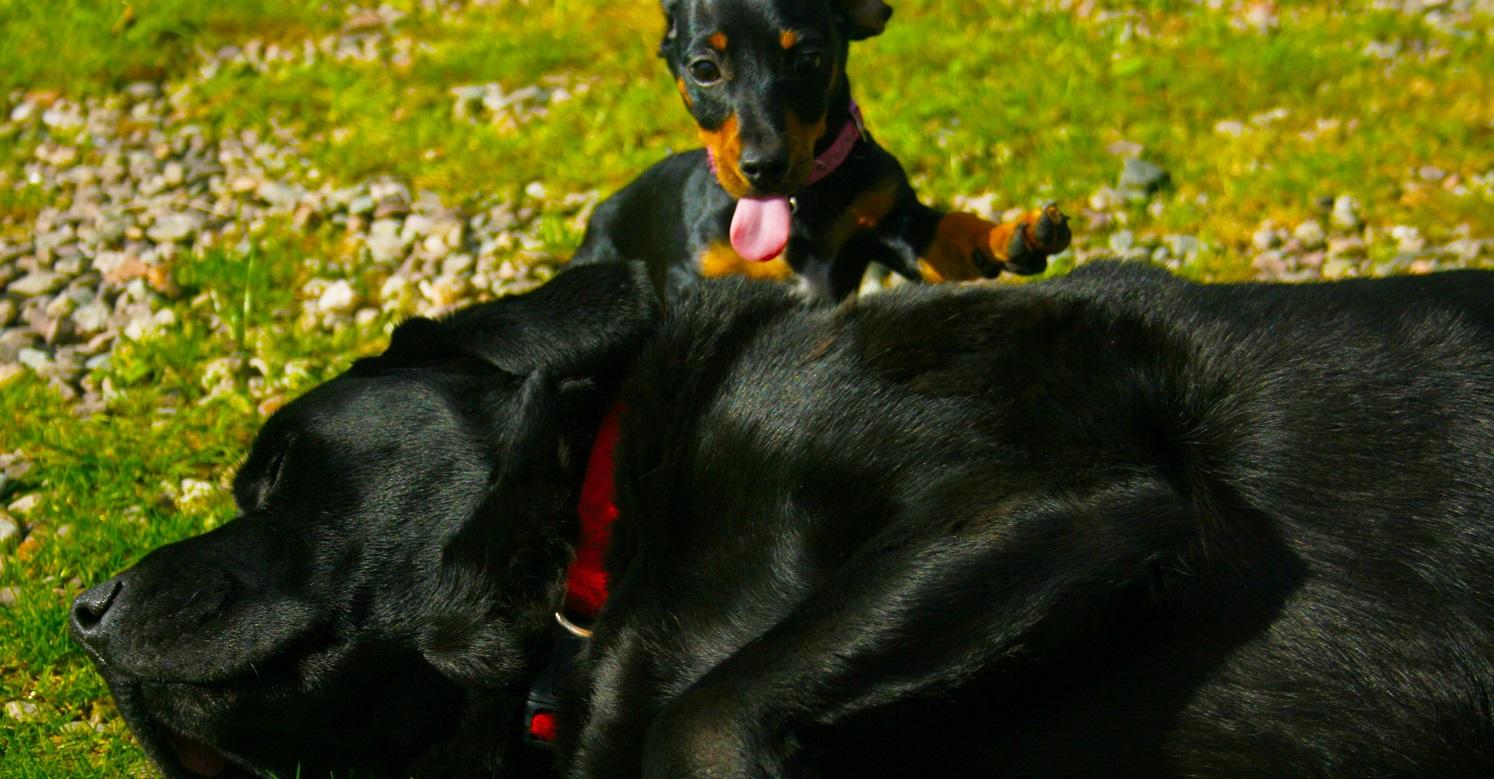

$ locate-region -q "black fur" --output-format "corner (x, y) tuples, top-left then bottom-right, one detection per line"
(572, 0), (1069, 301)
(75, 263), (1494, 777)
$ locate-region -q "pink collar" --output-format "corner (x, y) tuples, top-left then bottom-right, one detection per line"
(706, 101), (867, 190)
(807, 100), (866, 186)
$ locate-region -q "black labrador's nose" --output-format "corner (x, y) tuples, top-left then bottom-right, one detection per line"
(739, 148), (789, 190)
(71, 578), (123, 647)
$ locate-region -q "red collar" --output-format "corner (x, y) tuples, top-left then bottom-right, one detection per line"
(705, 100), (867, 189)
(526, 403), (626, 747)
(563, 402), (625, 620)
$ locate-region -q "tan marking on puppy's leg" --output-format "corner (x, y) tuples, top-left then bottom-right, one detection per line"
(919, 212), (1000, 282)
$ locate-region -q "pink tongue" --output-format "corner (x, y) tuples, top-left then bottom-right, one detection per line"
(730, 196), (792, 262)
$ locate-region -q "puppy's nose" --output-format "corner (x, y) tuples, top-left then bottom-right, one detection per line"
(739, 149), (790, 190)
(71, 578), (123, 647)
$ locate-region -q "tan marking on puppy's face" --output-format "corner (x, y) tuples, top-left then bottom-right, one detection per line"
(709, 31), (728, 50)
(700, 114), (752, 197)
(780, 29), (799, 49)
(783, 110), (829, 193)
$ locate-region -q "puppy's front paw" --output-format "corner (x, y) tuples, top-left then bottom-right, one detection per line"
(1000, 202), (1070, 276)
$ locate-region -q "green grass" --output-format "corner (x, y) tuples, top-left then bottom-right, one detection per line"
(1, 0), (1491, 774)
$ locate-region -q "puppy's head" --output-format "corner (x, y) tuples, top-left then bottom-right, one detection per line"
(71, 265), (658, 778)
(660, 0), (892, 198)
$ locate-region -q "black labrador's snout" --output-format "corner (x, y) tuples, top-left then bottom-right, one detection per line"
(71, 577), (124, 651)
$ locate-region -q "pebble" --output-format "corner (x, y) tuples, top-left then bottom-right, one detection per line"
(1330, 196), (1362, 231)
(1118, 158), (1171, 197)
(316, 280), (359, 314)
(1327, 236), (1367, 258)
(8, 271), (66, 297)
(0, 588), (16, 608)
(1252, 224), (1285, 251)
(1293, 220), (1327, 250)
(145, 212), (202, 244)
(4, 700), (39, 721)
(0, 510), (19, 550)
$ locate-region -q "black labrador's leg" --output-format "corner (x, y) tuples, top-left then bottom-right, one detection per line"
(640, 477), (1191, 778)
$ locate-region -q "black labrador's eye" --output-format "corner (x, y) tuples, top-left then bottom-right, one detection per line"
(792, 50), (823, 77)
(688, 58), (723, 85)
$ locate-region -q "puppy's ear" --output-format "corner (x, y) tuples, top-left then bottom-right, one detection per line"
(835, 0), (892, 40)
(439, 262), (660, 379)
(659, 0), (680, 60)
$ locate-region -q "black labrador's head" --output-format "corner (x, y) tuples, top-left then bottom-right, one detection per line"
(71, 265), (658, 778)
(659, 0), (892, 198)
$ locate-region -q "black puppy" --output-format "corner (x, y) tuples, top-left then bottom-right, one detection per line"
(74, 263), (1494, 777)
(573, 0), (1071, 301)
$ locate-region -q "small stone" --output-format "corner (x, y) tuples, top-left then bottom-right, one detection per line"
(1293, 220), (1327, 250)
(7, 271), (66, 297)
(348, 195), (375, 216)
(71, 301), (111, 335)
(0, 588), (17, 608)
(256, 181), (303, 210)
(1327, 236), (1367, 258)
(1322, 257), (1358, 279)
(1166, 235), (1201, 259)
(422, 275), (470, 308)
(366, 219), (408, 264)
(317, 280), (358, 314)
(17, 348), (51, 372)
(1391, 225), (1426, 253)
(373, 197), (410, 219)
(1252, 224), (1284, 251)
(1109, 230), (1135, 252)
(1213, 119), (1246, 137)
(7, 493), (39, 516)
(1118, 158), (1171, 197)
(441, 253), (475, 277)
(1088, 187), (1124, 212)
(0, 510), (19, 551)
(4, 700), (38, 721)
(1329, 196), (1362, 231)
(146, 212), (202, 244)
(0, 329), (39, 362)
(178, 478), (216, 508)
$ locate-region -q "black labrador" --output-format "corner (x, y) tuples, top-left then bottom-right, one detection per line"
(73, 262), (1494, 777)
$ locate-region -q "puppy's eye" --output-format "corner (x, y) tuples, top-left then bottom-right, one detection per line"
(688, 59), (722, 85)
(792, 50), (823, 77)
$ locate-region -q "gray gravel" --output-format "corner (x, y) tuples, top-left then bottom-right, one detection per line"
(0, 36), (600, 409)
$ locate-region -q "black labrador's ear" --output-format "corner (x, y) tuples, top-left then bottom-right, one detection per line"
(438, 262), (660, 379)
(835, 0), (892, 40)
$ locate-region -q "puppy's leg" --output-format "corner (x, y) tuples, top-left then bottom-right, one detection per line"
(880, 198), (1071, 282)
(640, 477), (1190, 778)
